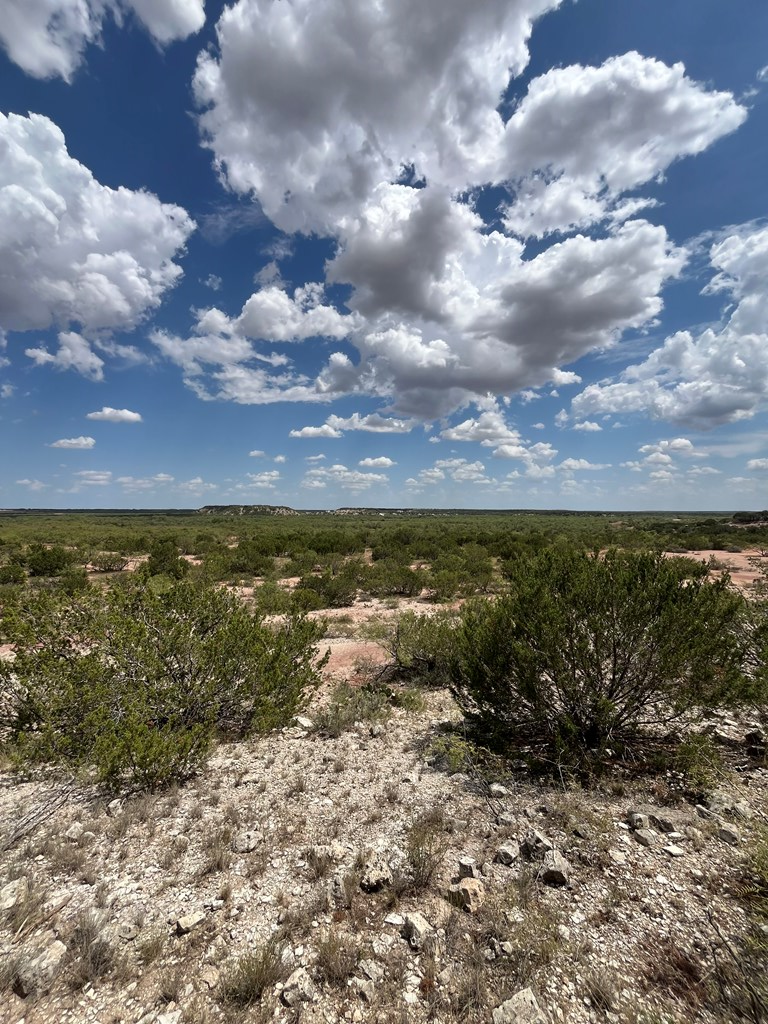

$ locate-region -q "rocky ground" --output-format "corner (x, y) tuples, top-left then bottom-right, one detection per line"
(0, 560), (767, 1024)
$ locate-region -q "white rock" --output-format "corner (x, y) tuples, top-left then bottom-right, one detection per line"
(360, 851), (393, 892)
(282, 967), (316, 1006)
(493, 986), (548, 1023)
(718, 824), (740, 846)
(65, 821), (84, 842)
(495, 842), (521, 866)
(540, 851), (570, 886)
(0, 876), (28, 912)
(176, 910), (206, 934)
(402, 912), (434, 950)
(15, 939), (67, 996)
(232, 830), (261, 853)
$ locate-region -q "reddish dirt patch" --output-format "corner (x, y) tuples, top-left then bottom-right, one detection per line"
(665, 548), (767, 594)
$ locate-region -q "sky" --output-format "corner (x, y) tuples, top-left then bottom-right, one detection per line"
(0, 0), (767, 511)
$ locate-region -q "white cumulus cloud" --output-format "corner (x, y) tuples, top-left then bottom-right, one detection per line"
(0, 113), (194, 335)
(26, 332), (105, 380)
(49, 435), (96, 449)
(86, 407), (142, 423)
(572, 224), (768, 428)
(0, 0), (205, 81)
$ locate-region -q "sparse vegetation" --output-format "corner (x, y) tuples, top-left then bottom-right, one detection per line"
(0, 577), (327, 789)
(219, 940), (287, 1008)
(0, 508), (767, 1024)
(450, 548), (756, 772)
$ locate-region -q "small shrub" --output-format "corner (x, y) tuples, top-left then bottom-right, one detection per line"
(315, 929), (358, 987)
(427, 732), (474, 774)
(1, 579), (327, 789)
(306, 846), (333, 881)
(66, 910), (121, 989)
(672, 732), (723, 791)
(584, 969), (618, 1013)
(199, 827), (233, 876)
(364, 609), (458, 687)
(135, 930), (165, 967)
(158, 963), (186, 1004)
(406, 808), (450, 890)
(451, 548), (752, 770)
(220, 941), (287, 1007)
(644, 937), (706, 1009)
(0, 564), (25, 585)
(313, 681), (390, 737)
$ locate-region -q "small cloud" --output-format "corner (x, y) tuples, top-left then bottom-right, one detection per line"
(531, 422), (545, 430)
(274, 455), (287, 463)
(117, 473), (175, 491)
(247, 471), (281, 489)
(359, 457), (396, 468)
(49, 436), (96, 449)
(75, 470), (112, 485)
(204, 274), (222, 291)
(290, 424), (343, 439)
(249, 450), (266, 458)
(573, 421), (602, 432)
(1, 383), (14, 398)
(747, 458), (768, 471)
(178, 476), (218, 493)
(305, 454), (326, 462)
(86, 407), (143, 423)
(757, 65), (768, 82)
(16, 478), (46, 491)
(559, 458), (610, 471)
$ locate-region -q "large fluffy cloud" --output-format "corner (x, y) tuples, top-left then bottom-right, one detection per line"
(571, 224), (768, 428)
(0, 0), (205, 81)
(188, 3), (747, 423)
(195, 1), (743, 237)
(151, 282), (355, 403)
(323, 203), (686, 416)
(0, 113), (194, 334)
(195, 0), (561, 234)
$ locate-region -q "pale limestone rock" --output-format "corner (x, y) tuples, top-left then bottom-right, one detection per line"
(540, 851), (570, 886)
(663, 844), (685, 858)
(65, 821), (84, 842)
(282, 966), (316, 1006)
(176, 910), (206, 934)
(495, 842), (521, 866)
(718, 824), (740, 846)
(0, 877), (28, 912)
(401, 912), (434, 950)
(634, 829), (656, 848)
(449, 877), (485, 914)
(360, 851), (392, 892)
(492, 986), (548, 1023)
(232, 830), (261, 853)
(458, 856), (480, 879)
(15, 939), (67, 996)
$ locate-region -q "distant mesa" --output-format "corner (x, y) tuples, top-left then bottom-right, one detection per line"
(197, 504), (299, 516)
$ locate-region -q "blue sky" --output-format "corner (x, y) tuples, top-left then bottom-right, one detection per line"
(1, 0), (767, 511)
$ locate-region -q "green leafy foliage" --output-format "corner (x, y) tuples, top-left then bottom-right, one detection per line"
(144, 538), (189, 579)
(450, 548), (753, 766)
(25, 543), (73, 577)
(0, 578), (327, 789)
(364, 609), (458, 686)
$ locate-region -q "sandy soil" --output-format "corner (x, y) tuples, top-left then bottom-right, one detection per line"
(665, 548), (766, 593)
(2, 550), (765, 674)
